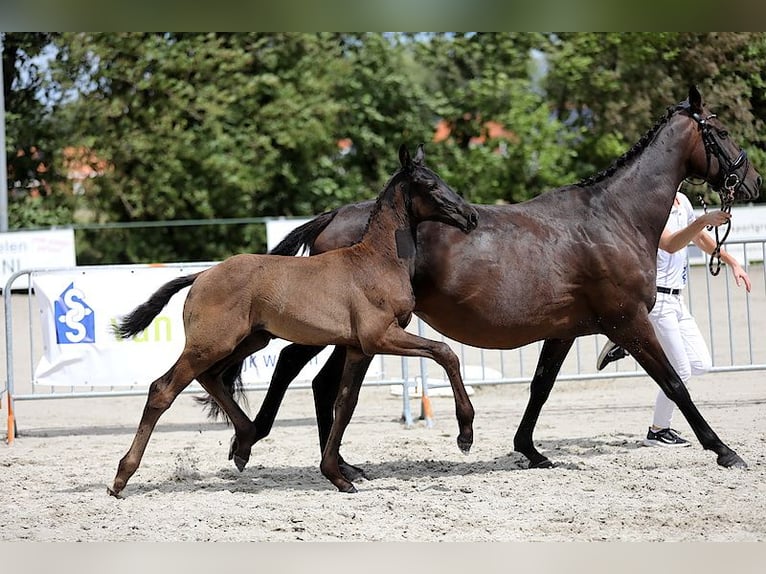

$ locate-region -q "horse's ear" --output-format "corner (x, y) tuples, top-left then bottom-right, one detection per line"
(413, 143), (425, 166)
(399, 144), (411, 169)
(688, 85), (703, 113)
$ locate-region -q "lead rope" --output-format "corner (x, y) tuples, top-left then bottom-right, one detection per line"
(696, 193), (732, 276)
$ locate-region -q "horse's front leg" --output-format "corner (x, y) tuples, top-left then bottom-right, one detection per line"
(319, 347), (373, 493)
(513, 338), (574, 468)
(622, 320), (746, 469)
(309, 346), (369, 481)
(369, 326), (474, 454)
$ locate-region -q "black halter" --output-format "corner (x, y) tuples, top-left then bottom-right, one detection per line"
(692, 112), (749, 203)
(687, 111), (749, 276)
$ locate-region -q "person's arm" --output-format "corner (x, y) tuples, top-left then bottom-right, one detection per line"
(657, 210), (731, 254)
(691, 226), (752, 293)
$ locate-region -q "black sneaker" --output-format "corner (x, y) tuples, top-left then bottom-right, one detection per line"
(642, 427), (691, 448)
(596, 340), (629, 371)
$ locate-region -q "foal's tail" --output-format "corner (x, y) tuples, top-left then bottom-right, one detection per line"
(113, 272), (202, 338)
(268, 209), (339, 256)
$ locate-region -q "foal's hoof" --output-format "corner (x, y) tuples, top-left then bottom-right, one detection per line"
(106, 485), (124, 499)
(717, 451), (748, 469)
(228, 435), (249, 472)
(529, 458), (555, 469)
(338, 483), (358, 494)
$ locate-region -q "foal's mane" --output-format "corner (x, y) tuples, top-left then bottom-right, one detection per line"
(576, 102), (687, 188)
(360, 167), (410, 238)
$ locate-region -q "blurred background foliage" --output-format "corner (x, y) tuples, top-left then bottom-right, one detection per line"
(3, 32), (766, 263)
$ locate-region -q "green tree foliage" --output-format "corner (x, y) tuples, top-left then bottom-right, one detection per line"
(3, 32), (77, 226)
(412, 33), (578, 204)
(542, 32), (766, 199)
(49, 32), (352, 262)
(3, 32), (765, 264)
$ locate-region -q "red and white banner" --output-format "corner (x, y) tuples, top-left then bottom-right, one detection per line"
(1, 229), (76, 289)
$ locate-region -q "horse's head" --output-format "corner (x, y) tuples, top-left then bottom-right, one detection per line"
(683, 85), (761, 203)
(398, 143), (478, 233)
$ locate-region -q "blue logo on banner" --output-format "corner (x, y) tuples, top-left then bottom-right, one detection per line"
(54, 282), (95, 344)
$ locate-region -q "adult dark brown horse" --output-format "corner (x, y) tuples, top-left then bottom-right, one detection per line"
(224, 86), (760, 479)
(107, 144), (478, 496)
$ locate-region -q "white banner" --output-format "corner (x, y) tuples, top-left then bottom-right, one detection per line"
(31, 265), (374, 387)
(266, 218), (311, 252)
(1, 229), (76, 289)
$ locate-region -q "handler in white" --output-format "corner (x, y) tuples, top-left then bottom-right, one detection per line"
(597, 189), (752, 447)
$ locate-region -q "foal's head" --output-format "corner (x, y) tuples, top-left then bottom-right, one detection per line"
(397, 144), (478, 233)
(683, 85), (761, 202)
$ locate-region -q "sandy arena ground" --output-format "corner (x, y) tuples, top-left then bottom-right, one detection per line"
(2, 368), (765, 542)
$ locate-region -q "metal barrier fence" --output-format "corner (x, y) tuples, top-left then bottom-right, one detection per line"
(3, 239), (766, 442)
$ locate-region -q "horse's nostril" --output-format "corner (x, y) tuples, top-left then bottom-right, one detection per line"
(756, 175), (762, 190)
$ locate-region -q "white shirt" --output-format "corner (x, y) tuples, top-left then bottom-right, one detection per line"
(655, 193), (696, 290)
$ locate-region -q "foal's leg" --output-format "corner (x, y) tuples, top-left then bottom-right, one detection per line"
(195, 368), (258, 473)
(620, 320), (746, 469)
(513, 338), (574, 468)
(244, 344), (367, 481)
(319, 347), (373, 493)
(108, 358), (197, 497)
(214, 332), (274, 470)
(310, 347), (368, 481)
(369, 326), (474, 453)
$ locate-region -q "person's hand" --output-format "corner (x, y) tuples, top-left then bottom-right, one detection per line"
(730, 262), (752, 293)
(700, 211), (731, 228)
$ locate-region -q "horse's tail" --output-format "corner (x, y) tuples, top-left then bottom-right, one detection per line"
(194, 362), (248, 422)
(268, 209), (339, 256)
(112, 272), (202, 339)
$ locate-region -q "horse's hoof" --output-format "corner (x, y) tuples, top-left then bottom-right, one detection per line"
(107, 485), (124, 499)
(717, 451), (748, 469)
(338, 483), (358, 494)
(529, 458), (555, 469)
(227, 435), (237, 460)
(232, 455), (248, 473)
(457, 436), (473, 454)
(340, 462), (368, 482)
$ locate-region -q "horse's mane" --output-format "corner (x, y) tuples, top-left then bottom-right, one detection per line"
(267, 168), (404, 257)
(360, 168), (408, 238)
(576, 102), (687, 188)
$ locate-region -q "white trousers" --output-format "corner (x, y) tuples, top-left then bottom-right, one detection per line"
(648, 292), (712, 429)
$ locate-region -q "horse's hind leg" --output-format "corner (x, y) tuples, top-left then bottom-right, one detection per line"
(195, 369), (256, 473)
(319, 347), (373, 493)
(213, 332), (273, 470)
(513, 338), (574, 469)
(108, 359), (196, 497)
(244, 344), (367, 482)
(251, 343), (324, 443)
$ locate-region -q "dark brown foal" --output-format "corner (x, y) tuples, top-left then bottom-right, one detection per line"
(108, 144), (478, 496)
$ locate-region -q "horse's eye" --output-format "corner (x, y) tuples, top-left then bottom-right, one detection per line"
(718, 130), (728, 139)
